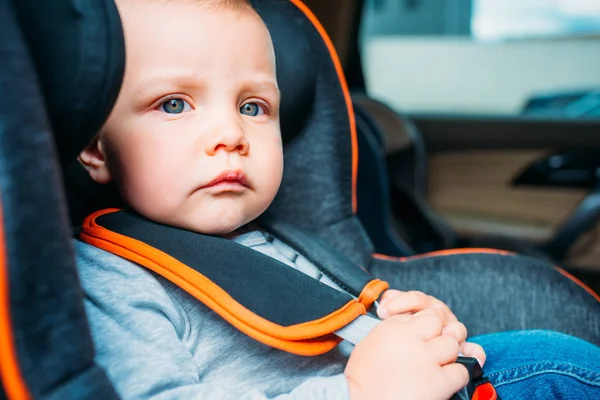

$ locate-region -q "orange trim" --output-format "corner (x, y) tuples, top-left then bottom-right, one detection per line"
(358, 279), (389, 309)
(374, 250), (600, 304)
(555, 267), (600, 303)
(288, 0), (358, 214)
(81, 209), (368, 356)
(0, 198), (31, 399)
(372, 253), (405, 262)
(373, 248), (515, 262)
(472, 382), (497, 400)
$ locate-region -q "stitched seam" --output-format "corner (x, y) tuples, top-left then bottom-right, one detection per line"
(489, 362), (600, 387)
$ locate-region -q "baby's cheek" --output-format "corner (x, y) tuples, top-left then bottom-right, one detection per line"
(265, 159), (284, 196)
(255, 145), (283, 183)
(123, 176), (180, 217)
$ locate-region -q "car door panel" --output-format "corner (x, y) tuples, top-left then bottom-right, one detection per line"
(413, 116), (600, 270)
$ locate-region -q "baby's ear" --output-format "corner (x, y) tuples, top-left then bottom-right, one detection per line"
(78, 136), (112, 184)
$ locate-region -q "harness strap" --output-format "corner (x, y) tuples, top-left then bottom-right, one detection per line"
(259, 216), (378, 297)
(80, 208), (388, 356)
(334, 314), (380, 344)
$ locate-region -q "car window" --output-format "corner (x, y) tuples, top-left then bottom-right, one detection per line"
(361, 0), (600, 118)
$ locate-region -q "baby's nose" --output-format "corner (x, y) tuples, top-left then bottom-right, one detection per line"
(211, 141), (249, 154)
(206, 125), (249, 156)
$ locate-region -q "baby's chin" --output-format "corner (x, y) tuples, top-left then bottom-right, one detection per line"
(164, 214), (251, 236)
(162, 219), (244, 236)
(198, 222), (246, 236)
(135, 204), (260, 236)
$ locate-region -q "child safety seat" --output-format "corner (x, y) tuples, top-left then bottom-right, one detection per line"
(65, 0), (600, 344)
(2, 0), (600, 399)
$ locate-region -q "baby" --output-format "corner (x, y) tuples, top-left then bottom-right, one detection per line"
(76, 0), (484, 398)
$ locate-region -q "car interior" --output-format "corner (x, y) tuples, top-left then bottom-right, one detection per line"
(310, 0), (600, 292)
(1, 0), (599, 398)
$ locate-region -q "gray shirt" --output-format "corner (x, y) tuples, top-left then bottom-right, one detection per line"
(75, 232), (351, 399)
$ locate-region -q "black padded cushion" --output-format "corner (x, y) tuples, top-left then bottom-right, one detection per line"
(12, 0), (125, 169)
(0, 0), (119, 397)
(96, 210), (354, 326)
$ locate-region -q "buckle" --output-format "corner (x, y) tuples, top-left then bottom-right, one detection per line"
(451, 356), (499, 400)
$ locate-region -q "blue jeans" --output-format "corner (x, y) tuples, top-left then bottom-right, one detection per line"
(470, 330), (600, 399)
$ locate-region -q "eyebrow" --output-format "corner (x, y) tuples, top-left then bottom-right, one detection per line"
(132, 74), (281, 100)
(241, 81), (281, 99)
(132, 73), (204, 98)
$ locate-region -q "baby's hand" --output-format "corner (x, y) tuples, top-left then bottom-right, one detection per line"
(346, 307), (469, 400)
(377, 289), (456, 320)
(377, 289), (486, 367)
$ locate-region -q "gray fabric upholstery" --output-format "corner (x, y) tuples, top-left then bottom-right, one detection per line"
(317, 216), (373, 268)
(370, 254), (600, 346)
(259, 1), (355, 238)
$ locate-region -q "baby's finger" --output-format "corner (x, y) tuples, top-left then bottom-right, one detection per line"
(460, 342), (487, 368)
(377, 290), (429, 318)
(378, 289), (404, 303)
(427, 335), (461, 365)
(430, 300), (458, 323)
(440, 363), (470, 396)
(442, 321), (467, 343)
(385, 313), (414, 325)
(407, 308), (445, 339)
(416, 306), (450, 327)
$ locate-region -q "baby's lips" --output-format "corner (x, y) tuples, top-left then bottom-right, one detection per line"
(202, 169), (249, 189)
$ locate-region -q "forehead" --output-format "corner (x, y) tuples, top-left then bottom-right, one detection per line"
(117, 1), (276, 85)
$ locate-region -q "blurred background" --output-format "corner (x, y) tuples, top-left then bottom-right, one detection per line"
(306, 0), (600, 291)
(361, 0), (600, 117)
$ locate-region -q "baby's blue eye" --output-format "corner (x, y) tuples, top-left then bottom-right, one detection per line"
(161, 98), (191, 114)
(240, 102), (265, 117)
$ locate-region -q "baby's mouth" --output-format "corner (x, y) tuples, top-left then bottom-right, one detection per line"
(199, 170), (250, 193)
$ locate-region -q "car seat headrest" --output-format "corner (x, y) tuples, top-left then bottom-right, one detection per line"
(261, 1), (317, 144)
(253, 1), (373, 267)
(12, 0), (125, 168)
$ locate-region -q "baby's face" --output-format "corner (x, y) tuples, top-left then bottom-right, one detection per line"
(87, 1), (283, 234)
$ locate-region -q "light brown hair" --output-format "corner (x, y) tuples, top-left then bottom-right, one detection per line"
(117, 0), (253, 13)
